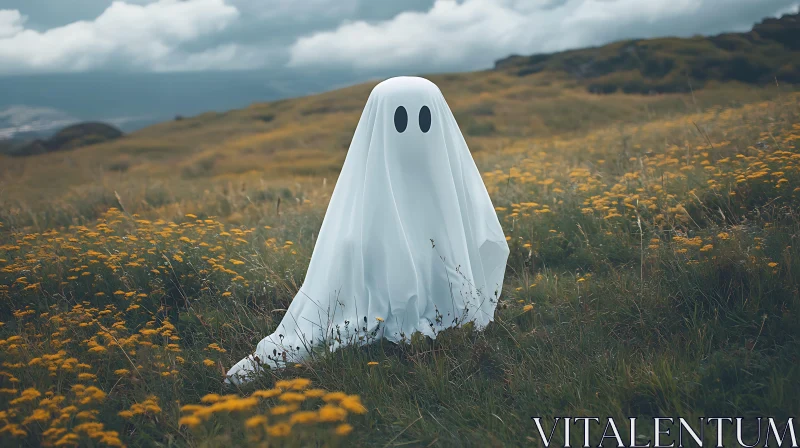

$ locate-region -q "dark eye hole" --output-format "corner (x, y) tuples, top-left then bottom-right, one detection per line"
(419, 106), (431, 133)
(394, 106), (407, 133)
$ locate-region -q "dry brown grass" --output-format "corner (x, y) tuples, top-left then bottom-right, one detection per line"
(0, 71), (790, 230)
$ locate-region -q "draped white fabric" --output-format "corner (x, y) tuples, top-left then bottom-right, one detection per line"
(226, 76), (509, 385)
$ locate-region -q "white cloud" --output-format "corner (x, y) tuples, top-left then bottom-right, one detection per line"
(0, 0), (796, 75)
(0, 0), (243, 74)
(0, 9), (26, 38)
(288, 0), (534, 71)
(287, 0), (796, 72)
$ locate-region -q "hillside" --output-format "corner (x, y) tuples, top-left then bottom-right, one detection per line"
(0, 79), (792, 229)
(1, 88), (798, 447)
(3, 122), (123, 157)
(495, 10), (800, 94)
(1, 10), (800, 447)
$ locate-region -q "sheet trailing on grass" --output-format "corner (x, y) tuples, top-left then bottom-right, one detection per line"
(227, 76), (509, 384)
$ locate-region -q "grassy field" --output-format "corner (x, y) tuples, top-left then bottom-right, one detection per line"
(0, 71), (785, 230)
(0, 75), (799, 447)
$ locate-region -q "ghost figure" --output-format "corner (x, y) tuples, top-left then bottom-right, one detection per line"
(226, 76), (509, 385)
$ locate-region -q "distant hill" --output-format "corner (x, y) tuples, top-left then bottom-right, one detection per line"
(494, 11), (800, 94)
(5, 122), (123, 157)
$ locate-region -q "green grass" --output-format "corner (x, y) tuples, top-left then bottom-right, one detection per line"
(1, 86), (799, 446)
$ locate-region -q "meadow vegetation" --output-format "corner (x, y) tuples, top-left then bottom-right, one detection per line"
(0, 73), (785, 231)
(0, 71), (799, 446)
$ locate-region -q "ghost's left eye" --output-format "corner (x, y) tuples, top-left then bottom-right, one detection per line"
(419, 106), (431, 133)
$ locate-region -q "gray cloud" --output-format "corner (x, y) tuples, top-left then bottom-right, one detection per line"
(0, 0), (797, 76)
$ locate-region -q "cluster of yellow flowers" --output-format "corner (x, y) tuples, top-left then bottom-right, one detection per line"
(0, 207), (367, 446)
(486, 95), (798, 295)
(0, 208), (306, 308)
(0, 384), (123, 446)
(178, 378), (364, 443)
(0, 298), (190, 446)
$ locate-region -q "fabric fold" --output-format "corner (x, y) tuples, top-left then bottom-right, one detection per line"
(226, 76), (509, 385)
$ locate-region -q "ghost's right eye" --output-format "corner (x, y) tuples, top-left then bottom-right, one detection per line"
(394, 106), (407, 133)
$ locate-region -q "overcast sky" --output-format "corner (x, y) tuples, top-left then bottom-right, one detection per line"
(0, 0), (798, 76)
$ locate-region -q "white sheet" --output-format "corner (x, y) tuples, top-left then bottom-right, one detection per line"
(226, 76), (509, 385)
